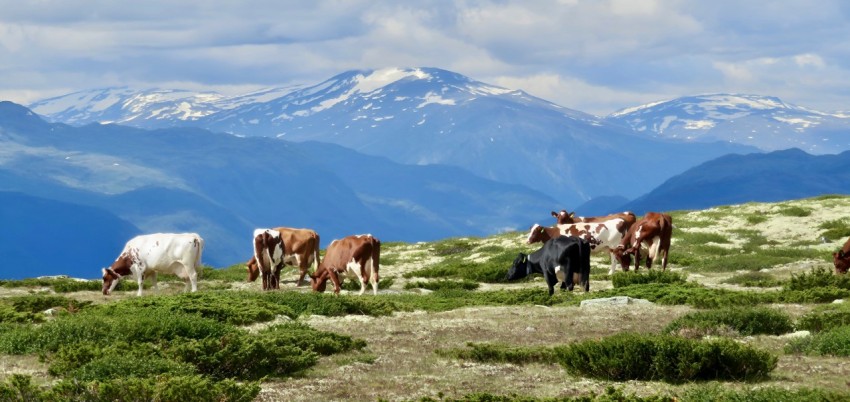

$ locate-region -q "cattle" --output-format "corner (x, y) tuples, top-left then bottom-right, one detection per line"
(246, 227), (321, 287)
(311, 234), (380, 295)
(252, 228), (286, 290)
(526, 218), (627, 275)
(505, 236), (591, 295)
(102, 233), (204, 296)
(834, 237), (850, 274)
(552, 210), (637, 232)
(616, 212), (673, 271)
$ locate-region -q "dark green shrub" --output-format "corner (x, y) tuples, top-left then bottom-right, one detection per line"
(778, 205), (812, 217)
(611, 270), (687, 288)
(47, 341), (195, 381)
(46, 375), (260, 402)
(9, 295), (91, 313)
(104, 291), (296, 325)
(415, 386), (674, 401)
(680, 385), (849, 402)
(406, 250), (522, 283)
(51, 279), (105, 293)
(664, 307), (793, 337)
(0, 304), (40, 324)
(819, 218), (850, 241)
(797, 303), (850, 332)
(404, 279), (480, 291)
(786, 325), (850, 356)
(437, 342), (558, 365)
(430, 238), (476, 256)
(720, 271), (783, 287)
(786, 266), (850, 291)
(339, 276), (395, 292)
(554, 332), (777, 382)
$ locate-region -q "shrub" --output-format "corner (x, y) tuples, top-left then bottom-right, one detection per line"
(680, 385), (849, 402)
(339, 276), (395, 292)
(404, 279), (480, 291)
(415, 387), (674, 401)
(554, 332), (777, 382)
(611, 270), (687, 288)
(819, 218), (850, 241)
(778, 205), (812, 217)
(0, 304), (41, 324)
(9, 295), (91, 313)
(103, 291), (296, 325)
(664, 307), (793, 337)
(786, 266), (850, 291)
(436, 342), (559, 365)
(786, 325), (850, 356)
(406, 250), (523, 283)
(797, 303), (850, 332)
(720, 271), (783, 288)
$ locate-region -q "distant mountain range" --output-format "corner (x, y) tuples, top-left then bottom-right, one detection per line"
(27, 68), (755, 205)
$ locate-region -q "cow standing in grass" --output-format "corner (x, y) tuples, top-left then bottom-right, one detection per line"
(506, 236), (591, 295)
(247, 227), (321, 287)
(102, 233), (204, 296)
(616, 212), (673, 271)
(834, 237), (850, 274)
(526, 218), (627, 274)
(311, 234), (381, 295)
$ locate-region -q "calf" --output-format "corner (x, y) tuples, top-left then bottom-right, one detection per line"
(526, 218), (627, 274)
(834, 237), (850, 274)
(102, 233), (204, 296)
(253, 228), (285, 290)
(506, 236), (591, 295)
(616, 212), (673, 271)
(247, 227), (320, 287)
(311, 234), (381, 295)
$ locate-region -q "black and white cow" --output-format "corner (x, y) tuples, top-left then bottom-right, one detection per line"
(505, 235), (591, 295)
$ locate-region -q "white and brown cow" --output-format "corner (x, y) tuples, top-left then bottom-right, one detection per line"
(102, 233), (204, 296)
(252, 228), (286, 290)
(526, 218), (627, 275)
(552, 210), (637, 232)
(311, 234), (380, 295)
(834, 237), (850, 274)
(616, 212), (673, 271)
(247, 227), (321, 287)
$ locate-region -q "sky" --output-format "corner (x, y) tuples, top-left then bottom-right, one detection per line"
(1, 0), (849, 116)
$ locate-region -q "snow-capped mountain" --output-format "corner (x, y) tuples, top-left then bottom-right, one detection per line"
(606, 94), (850, 154)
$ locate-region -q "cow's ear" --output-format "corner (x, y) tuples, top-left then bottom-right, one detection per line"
(539, 227), (545, 233)
(840, 250), (846, 258)
(101, 268), (107, 276)
(569, 212), (575, 218)
(551, 211), (558, 218)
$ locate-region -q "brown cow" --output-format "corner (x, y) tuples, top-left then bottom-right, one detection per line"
(616, 212), (673, 271)
(247, 227), (321, 287)
(526, 218), (628, 274)
(834, 237), (850, 274)
(252, 228), (285, 290)
(552, 210), (637, 232)
(311, 234), (381, 295)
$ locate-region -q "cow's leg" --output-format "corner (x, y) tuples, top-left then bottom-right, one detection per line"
(149, 272), (158, 292)
(543, 271), (557, 296)
(329, 270), (343, 295)
(607, 251), (617, 275)
(136, 273), (145, 297)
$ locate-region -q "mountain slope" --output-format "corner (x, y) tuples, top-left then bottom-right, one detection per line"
(622, 148), (850, 214)
(607, 94), (850, 155)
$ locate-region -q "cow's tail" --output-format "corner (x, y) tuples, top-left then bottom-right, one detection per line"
(370, 237), (381, 284)
(312, 233), (321, 272)
(194, 236), (205, 279)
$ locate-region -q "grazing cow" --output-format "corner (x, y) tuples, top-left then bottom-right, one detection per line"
(506, 236), (591, 295)
(616, 212), (673, 271)
(247, 227), (321, 287)
(253, 228), (286, 290)
(102, 233), (204, 296)
(526, 218), (627, 274)
(311, 234), (380, 295)
(552, 210), (637, 232)
(834, 237), (850, 274)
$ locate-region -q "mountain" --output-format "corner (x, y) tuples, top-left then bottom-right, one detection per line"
(0, 101), (560, 276)
(27, 68), (756, 206)
(621, 148), (850, 214)
(0, 191), (141, 279)
(607, 94), (850, 155)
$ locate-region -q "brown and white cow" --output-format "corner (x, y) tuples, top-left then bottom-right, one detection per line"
(247, 227), (321, 287)
(552, 210), (637, 232)
(311, 234), (380, 295)
(526, 218), (627, 275)
(252, 228), (286, 290)
(102, 233), (204, 296)
(834, 237), (850, 274)
(616, 212), (673, 271)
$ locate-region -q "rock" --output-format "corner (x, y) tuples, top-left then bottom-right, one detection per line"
(780, 330), (811, 339)
(580, 296), (653, 308)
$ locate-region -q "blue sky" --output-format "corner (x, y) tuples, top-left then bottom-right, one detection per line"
(1, 0), (849, 115)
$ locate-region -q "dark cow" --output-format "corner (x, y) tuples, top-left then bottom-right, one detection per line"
(616, 212), (673, 271)
(253, 228), (285, 290)
(552, 210), (637, 233)
(834, 237), (850, 274)
(506, 236), (591, 295)
(526, 218), (627, 274)
(311, 234), (381, 295)
(247, 227), (321, 287)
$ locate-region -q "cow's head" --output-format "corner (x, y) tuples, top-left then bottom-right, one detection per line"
(101, 268), (121, 295)
(614, 245), (632, 271)
(526, 224), (547, 244)
(551, 210), (575, 225)
(505, 253), (530, 281)
(310, 269), (329, 293)
(246, 257), (259, 282)
(834, 250), (850, 274)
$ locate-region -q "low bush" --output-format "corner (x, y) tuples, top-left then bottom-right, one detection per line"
(786, 265), (850, 291)
(554, 332), (777, 382)
(0, 304), (41, 324)
(819, 218), (850, 241)
(405, 249), (522, 283)
(340, 276), (395, 292)
(664, 307), (793, 337)
(720, 271), (783, 287)
(611, 270), (687, 288)
(404, 279), (480, 291)
(778, 205), (812, 217)
(436, 342), (558, 365)
(796, 303), (850, 332)
(9, 295), (91, 313)
(786, 325), (850, 356)
(415, 386), (674, 401)
(680, 385), (849, 402)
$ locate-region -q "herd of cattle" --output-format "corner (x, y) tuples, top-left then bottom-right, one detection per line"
(100, 210), (850, 297)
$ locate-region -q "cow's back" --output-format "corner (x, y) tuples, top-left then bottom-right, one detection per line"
(132, 233), (203, 277)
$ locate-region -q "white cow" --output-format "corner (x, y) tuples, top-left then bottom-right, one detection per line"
(526, 218), (627, 275)
(101, 233), (204, 296)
